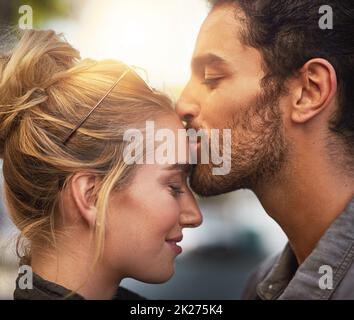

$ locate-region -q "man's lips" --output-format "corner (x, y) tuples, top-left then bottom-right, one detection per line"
(166, 234), (183, 254)
(186, 127), (201, 146)
(189, 140), (200, 150)
(186, 125), (208, 162)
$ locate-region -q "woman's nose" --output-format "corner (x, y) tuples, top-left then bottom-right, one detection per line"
(179, 189), (203, 228)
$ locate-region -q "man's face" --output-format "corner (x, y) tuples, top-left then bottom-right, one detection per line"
(176, 4), (288, 196)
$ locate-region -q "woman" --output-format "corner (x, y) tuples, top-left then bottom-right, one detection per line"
(0, 29), (202, 300)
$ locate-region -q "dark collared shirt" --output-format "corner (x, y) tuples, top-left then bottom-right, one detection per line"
(14, 271), (146, 300)
(242, 198), (354, 300)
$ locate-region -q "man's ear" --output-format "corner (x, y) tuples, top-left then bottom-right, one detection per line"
(69, 172), (99, 229)
(290, 58), (337, 124)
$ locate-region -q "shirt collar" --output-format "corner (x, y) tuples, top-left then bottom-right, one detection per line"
(257, 197), (354, 300)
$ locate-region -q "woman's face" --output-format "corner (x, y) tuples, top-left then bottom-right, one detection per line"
(104, 116), (203, 283)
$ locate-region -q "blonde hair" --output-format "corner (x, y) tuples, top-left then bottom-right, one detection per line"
(0, 29), (175, 269)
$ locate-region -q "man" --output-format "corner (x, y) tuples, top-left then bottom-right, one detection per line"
(176, 0), (354, 299)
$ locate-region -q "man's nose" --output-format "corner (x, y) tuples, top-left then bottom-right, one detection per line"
(179, 190), (203, 228)
(176, 90), (200, 124)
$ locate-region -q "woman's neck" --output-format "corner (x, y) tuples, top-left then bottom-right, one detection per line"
(31, 245), (121, 300)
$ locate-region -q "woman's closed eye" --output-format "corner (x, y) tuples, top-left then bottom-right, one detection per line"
(169, 184), (185, 198)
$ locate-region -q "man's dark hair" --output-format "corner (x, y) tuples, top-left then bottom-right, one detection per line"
(210, 0), (354, 158)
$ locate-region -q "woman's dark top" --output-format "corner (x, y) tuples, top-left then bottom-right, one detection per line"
(13, 272), (146, 300)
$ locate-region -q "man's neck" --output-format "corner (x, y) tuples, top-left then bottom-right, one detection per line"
(254, 151), (354, 265)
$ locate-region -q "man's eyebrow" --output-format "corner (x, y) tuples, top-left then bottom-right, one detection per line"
(191, 53), (229, 71)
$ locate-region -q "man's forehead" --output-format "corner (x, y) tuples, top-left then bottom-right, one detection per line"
(193, 5), (245, 61)
(201, 4), (244, 35)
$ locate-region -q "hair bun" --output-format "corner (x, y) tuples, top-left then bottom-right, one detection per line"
(0, 29), (81, 157)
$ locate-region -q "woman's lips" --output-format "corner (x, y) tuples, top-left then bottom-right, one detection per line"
(166, 240), (183, 254)
(166, 235), (183, 254)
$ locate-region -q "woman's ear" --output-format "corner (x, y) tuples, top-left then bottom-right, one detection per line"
(69, 172), (99, 229)
(290, 58), (337, 124)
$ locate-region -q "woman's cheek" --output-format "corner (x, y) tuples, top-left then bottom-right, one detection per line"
(164, 199), (181, 228)
(151, 197), (180, 232)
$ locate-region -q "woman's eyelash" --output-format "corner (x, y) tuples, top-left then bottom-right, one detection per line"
(202, 78), (217, 84)
(169, 185), (185, 197)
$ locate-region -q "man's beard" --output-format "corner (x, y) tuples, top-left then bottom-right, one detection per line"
(189, 85), (288, 197)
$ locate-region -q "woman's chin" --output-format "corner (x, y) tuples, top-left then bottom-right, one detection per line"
(135, 267), (175, 284)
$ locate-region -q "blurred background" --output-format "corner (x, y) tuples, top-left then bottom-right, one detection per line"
(0, 0), (287, 299)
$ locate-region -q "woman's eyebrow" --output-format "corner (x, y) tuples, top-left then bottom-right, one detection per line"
(165, 163), (192, 173)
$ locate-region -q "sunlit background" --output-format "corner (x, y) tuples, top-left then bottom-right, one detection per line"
(0, 0), (287, 299)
